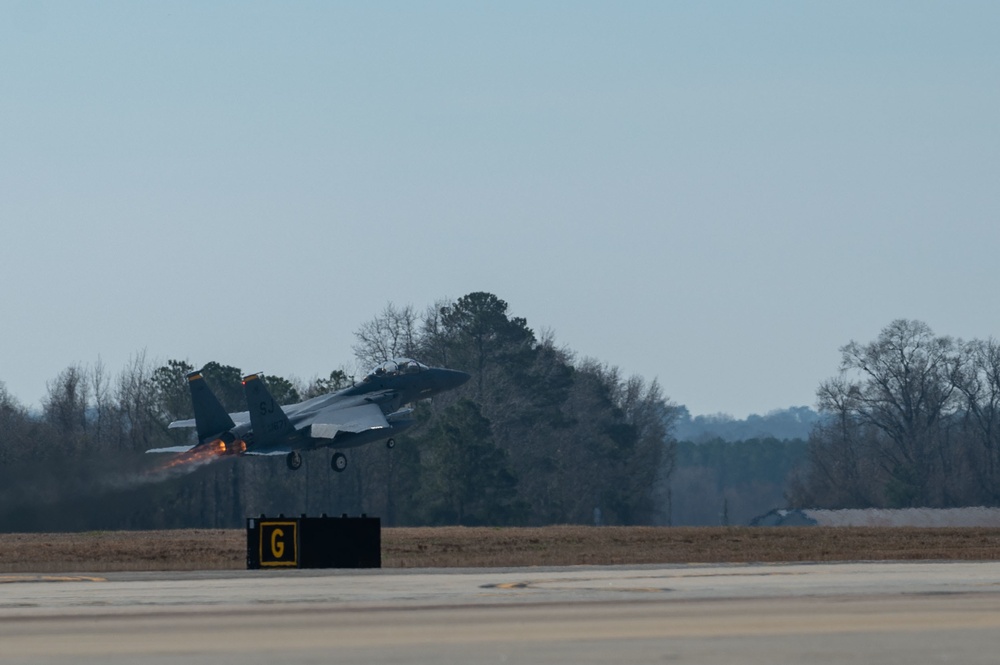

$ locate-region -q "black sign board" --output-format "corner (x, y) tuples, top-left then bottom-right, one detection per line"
(247, 515), (381, 569)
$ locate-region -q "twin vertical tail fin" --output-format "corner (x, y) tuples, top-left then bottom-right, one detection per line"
(187, 371), (236, 444)
(242, 373), (296, 449)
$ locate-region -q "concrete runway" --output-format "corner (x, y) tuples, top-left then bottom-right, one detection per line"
(3, 562), (1000, 663)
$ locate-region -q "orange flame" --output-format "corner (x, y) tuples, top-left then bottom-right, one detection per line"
(146, 439), (234, 476)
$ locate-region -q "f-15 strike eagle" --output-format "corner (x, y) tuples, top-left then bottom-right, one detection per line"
(147, 359), (471, 472)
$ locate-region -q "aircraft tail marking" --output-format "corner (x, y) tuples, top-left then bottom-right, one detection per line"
(242, 373), (296, 449)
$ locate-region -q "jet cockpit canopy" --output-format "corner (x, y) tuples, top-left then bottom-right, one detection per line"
(365, 358), (428, 381)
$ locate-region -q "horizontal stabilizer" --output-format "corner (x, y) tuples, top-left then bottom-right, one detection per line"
(168, 419), (196, 429)
(145, 445), (197, 454)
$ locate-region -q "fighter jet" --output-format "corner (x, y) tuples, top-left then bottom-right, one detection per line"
(147, 358), (471, 472)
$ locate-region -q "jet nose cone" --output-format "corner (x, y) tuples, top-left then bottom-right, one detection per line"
(440, 368), (472, 390)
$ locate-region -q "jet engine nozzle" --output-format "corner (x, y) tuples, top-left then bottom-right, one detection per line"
(216, 429), (248, 455)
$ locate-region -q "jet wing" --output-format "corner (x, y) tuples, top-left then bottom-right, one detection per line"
(307, 403), (391, 440)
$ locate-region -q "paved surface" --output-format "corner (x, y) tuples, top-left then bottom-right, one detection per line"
(3, 562), (1000, 663)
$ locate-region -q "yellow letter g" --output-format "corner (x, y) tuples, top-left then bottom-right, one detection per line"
(271, 528), (285, 559)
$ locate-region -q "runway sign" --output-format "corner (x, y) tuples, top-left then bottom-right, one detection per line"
(246, 515), (381, 569)
(256, 520), (298, 567)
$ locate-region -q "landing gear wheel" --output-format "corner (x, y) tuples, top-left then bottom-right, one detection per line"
(286, 451), (302, 471)
(386, 438), (396, 449)
(331, 452), (347, 472)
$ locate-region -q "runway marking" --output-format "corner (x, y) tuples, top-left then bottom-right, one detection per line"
(482, 579), (669, 593)
(0, 575), (107, 584)
(481, 569), (811, 593)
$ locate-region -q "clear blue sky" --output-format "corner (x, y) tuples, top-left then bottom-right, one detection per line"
(2, 2), (998, 417)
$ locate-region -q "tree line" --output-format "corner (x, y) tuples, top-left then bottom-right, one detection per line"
(791, 319), (1000, 509)
(0, 292), (676, 531)
(672, 437), (808, 526)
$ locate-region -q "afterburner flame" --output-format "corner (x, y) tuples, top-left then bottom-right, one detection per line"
(146, 439), (232, 477)
(219, 440), (247, 455)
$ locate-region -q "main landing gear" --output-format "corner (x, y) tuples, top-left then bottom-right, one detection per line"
(285, 450), (373, 473)
(285, 450), (347, 473)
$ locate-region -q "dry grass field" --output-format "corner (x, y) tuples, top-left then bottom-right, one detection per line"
(3, 526), (1000, 573)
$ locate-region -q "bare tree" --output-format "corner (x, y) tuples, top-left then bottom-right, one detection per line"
(838, 320), (961, 505)
(417, 300), (451, 367)
(90, 357), (114, 452)
(352, 303), (420, 369)
(115, 350), (159, 453)
(799, 376), (883, 507)
(43, 364), (91, 458)
(0, 382), (29, 466)
(796, 320), (964, 508)
(954, 338), (1000, 502)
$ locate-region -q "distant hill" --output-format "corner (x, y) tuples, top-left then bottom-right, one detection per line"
(673, 405), (822, 442)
